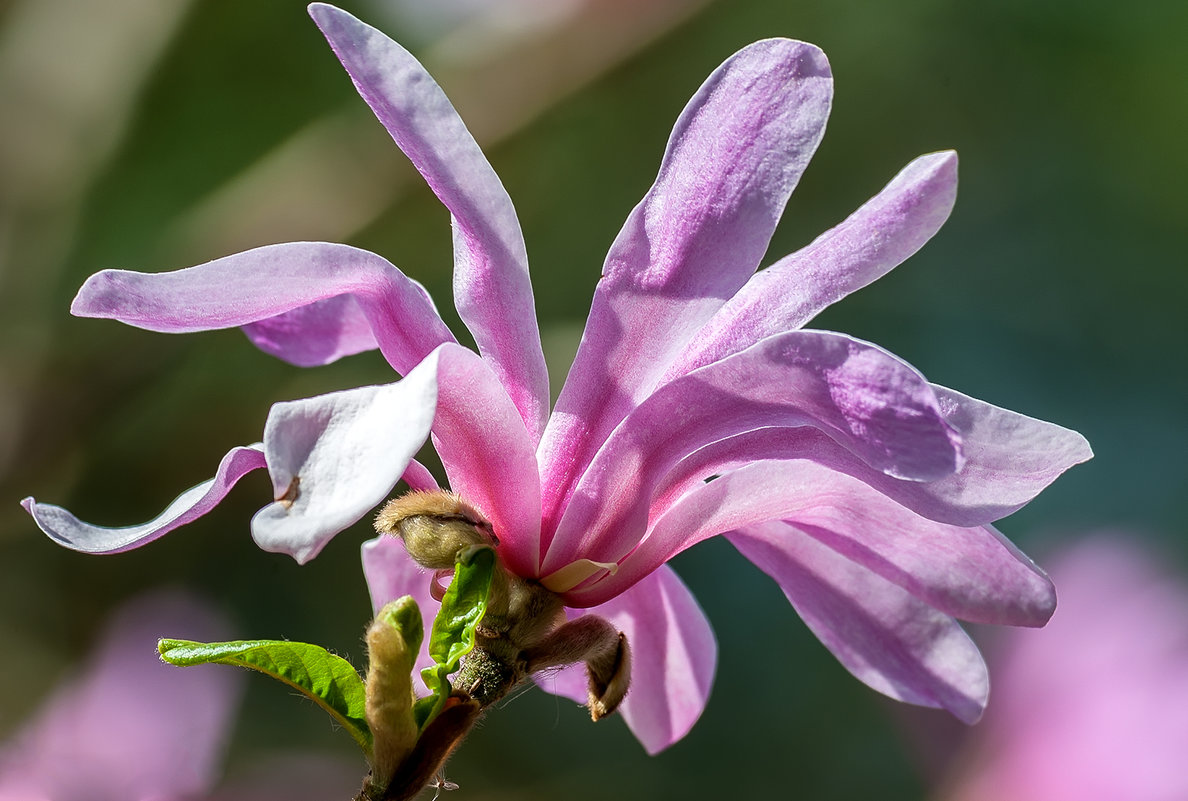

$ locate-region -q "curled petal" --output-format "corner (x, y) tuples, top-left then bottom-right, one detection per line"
(21, 445), (266, 553)
(427, 346), (542, 577)
(535, 565), (717, 754)
(310, 3), (549, 442)
(666, 150), (959, 378)
(72, 242), (455, 375)
(571, 461), (1054, 630)
(251, 362), (440, 563)
(544, 330), (960, 573)
(538, 38), (834, 540)
(729, 520), (988, 723)
(361, 533), (439, 691)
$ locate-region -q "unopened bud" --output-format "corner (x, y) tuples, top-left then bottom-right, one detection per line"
(375, 491), (497, 569)
(365, 596), (424, 787)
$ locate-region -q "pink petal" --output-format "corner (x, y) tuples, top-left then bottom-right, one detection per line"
(571, 461), (1053, 631)
(250, 344), (541, 573)
(537, 38), (834, 543)
(665, 151), (959, 378)
(309, 4), (549, 442)
(543, 330), (961, 575)
(729, 520), (988, 723)
(427, 346), (542, 577)
(535, 565), (717, 754)
(0, 591), (241, 800)
(251, 362), (441, 563)
(361, 533), (439, 692)
(72, 242), (456, 374)
(21, 445), (266, 554)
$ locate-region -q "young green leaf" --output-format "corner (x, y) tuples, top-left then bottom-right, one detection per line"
(158, 638), (372, 753)
(418, 545), (496, 728)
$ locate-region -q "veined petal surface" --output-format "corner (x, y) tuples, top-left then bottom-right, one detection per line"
(72, 242), (455, 375)
(536, 565), (717, 755)
(665, 150), (959, 378)
(729, 520), (988, 723)
(650, 405), (1088, 530)
(544, 330), (961, 574)
(22, 445), (266, 553)
(310, 3), (549, 442)
(572, 460), (1054, 629)
(538, 38), (834, 540)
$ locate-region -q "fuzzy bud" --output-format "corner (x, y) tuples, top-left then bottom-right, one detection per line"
(365, 596), (424, 787)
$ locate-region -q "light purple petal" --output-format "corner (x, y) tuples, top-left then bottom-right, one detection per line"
(426, 346), (542, 577)
(651, 407), (1087, 530)
(0, 591), (242, 801)
(569, 461), (1053, 631)
(21, 445), (266, 554)
(72, 242), (456, 374)
(729, 520), (988, 723)
(361, 533), (439, 693)
(665, 151), (959, 379)
(537, 38), (834, 540)
(535, 565), (717, 754)
(251, 362), (441, 564)
(542, 330), (961, 575)
(923, 384), (1094, 523)
(309, 3), (549, 442)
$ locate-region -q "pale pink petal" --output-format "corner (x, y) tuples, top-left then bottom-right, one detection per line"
(399, 459), (441, 492)
(250, 344), (541, 572)
(310, 3), (549, 442)
(535, 565), (716, 754)
(0, 591), (241, 801)
(21, 445), (266, 554)
(665, 151), (959, 378)
(729, 520), (987, 723)
(570, 461), (1053, 631)
(427, 346), (542, 577)
(361, 533), (439, 692)
(537, 38), (834, 542)
(251, 362), (441, 564)
(72, 242), (455, 374)
(543, 331), (960, 574)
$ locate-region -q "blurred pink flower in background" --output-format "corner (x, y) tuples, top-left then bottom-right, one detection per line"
(0, 591), (358, 801)
(0, 591), (240, 801)
(937, 536), (1188, 801)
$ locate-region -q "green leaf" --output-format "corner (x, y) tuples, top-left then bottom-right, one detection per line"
(158, 637), (372, 753)
(418, 545), (496, 729)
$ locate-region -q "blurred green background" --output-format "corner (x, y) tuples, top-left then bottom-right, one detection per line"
(1, 0), (1184, 798)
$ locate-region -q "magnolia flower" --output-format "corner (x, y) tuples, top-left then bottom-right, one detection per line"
(936, 537), (1188, 801)
(24, 3), (1089, 754)
(0, 592), (241, 801)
